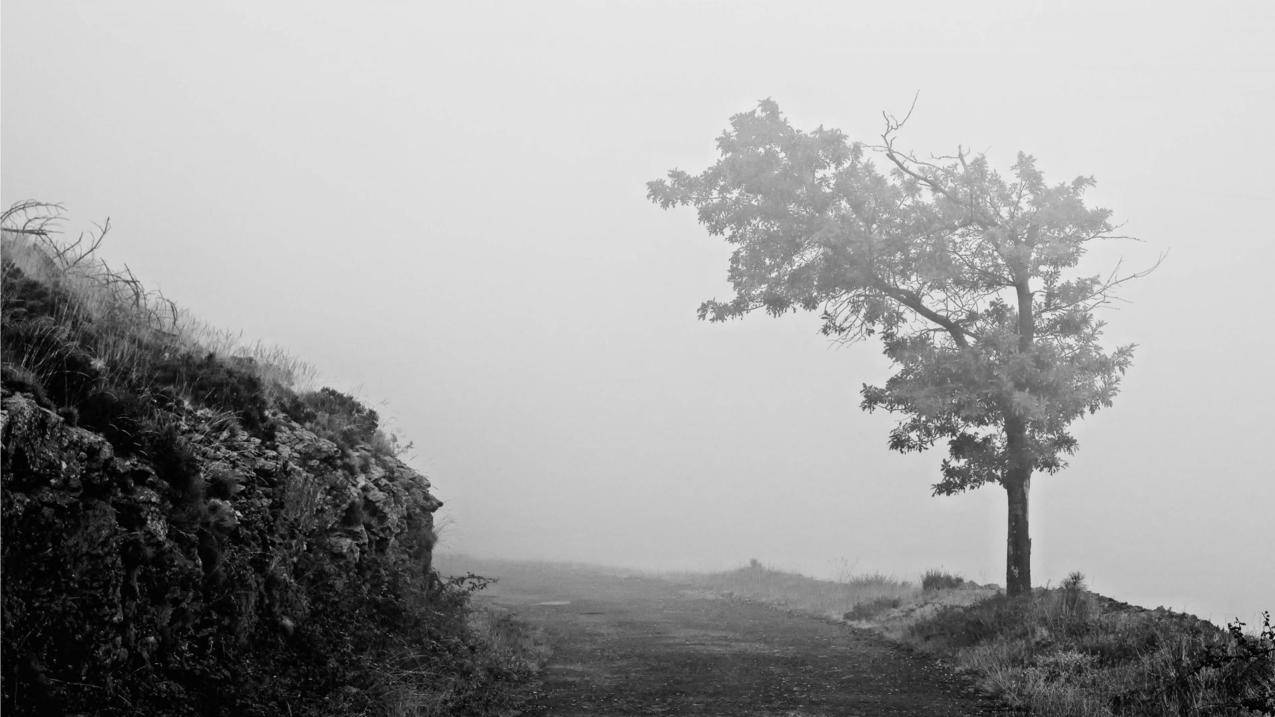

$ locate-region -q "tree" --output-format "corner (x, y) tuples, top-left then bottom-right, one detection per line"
(648, 99), (1154, 596)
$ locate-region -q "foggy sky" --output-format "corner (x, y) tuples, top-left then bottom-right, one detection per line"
(3, 1), (1272, 626)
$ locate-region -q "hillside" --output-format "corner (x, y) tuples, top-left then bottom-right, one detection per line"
(0, 203), (538, 715)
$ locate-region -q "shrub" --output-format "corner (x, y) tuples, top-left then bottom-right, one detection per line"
(293, 387), (380, 450)
(922, 569), (967, 592)
(1061, 572), (1086, 607)
(370, 428), (414, 460)
(1127, 611), (1275, 715)
(76, 386), (154, 454)
(145, 420), (205, 512)
(1209, 611), (1275, 713)
(151, 352), (272, 437)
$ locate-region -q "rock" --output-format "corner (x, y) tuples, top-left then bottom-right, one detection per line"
(1, 390), (443, 714)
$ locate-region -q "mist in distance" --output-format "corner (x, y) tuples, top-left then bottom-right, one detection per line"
(3, 0), (1272, 626)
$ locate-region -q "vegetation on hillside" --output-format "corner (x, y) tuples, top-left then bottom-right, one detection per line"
(1, 202), (543, 715)
(687, 562), (1274, 716)
(908, 574), (1274, 716)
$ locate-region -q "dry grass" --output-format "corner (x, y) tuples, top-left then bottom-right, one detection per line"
(2, 204), (314, 402)
(178, 314), (316, 392)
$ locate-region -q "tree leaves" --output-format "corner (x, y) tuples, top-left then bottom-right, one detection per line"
(652, 101), (1143, 495)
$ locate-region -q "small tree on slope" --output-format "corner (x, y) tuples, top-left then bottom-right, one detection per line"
(648, 100), (1154, 596)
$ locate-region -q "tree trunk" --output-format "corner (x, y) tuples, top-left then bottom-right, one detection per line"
(1006, 276), (1035, 597)
(1004, 471), (1032, 596)
(1004, 412), (1033, 597)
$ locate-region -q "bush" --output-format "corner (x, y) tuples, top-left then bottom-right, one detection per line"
(1208, 611), (1275, 713)
(1126, 611), (1275, 715)
(151, 352), (272, 437)
(76, 386), (154, 454)
(291, 387), (380, 450)
(922, 569), (967, 592)
(146, 420), (203, 504)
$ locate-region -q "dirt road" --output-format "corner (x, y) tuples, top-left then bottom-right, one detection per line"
(454, 559), (1009, 716)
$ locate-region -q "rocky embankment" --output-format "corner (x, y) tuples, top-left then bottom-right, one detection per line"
(1, 389), (442, 714)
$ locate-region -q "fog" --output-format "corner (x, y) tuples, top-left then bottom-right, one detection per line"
(3, 1), (1272, 626)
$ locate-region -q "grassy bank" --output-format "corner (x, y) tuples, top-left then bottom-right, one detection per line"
(685, 562), (1274, 716)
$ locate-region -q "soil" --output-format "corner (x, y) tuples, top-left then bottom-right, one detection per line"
(461, 559), (1014, 716)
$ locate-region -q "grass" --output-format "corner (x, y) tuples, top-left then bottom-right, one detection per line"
(684, 562), (1273, 715)
(1, 203), (316, 443)
(908, 583), (1274, 715)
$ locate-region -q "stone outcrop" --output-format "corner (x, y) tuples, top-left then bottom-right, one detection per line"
(0, 389), (442, 714)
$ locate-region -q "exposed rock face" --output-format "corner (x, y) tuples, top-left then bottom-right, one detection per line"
(0, 390), (442, 714)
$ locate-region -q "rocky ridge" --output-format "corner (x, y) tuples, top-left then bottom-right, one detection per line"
(1, 388), (443, 714)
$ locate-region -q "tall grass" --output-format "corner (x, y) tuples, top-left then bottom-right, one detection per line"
(2, 201), (314, 409)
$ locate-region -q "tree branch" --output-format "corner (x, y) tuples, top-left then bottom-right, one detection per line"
(876, 280), (970, 348)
